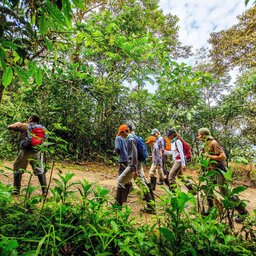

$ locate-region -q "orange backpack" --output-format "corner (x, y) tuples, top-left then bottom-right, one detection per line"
(164, 137), (171, 151)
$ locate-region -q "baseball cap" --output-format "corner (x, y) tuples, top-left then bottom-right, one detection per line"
(151, 128), (159, 135)
(117, 124), (129, 136)
(146, 136), (156, 144)
(198, 128), (211, 136)
(166, 128), (176, 136)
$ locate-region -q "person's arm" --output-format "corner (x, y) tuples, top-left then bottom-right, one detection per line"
(114, 136), (121, 154)
(8, 122), (28, 131)
(205, 141), (227, 162)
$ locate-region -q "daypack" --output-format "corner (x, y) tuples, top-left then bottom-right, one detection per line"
(20, 123), (47, 150)
(176, 138), (192, 163)
(164, 137), (171, 151)
(133, 135), (148, 162)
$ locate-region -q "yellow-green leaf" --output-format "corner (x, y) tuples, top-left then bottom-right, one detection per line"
(2, 66), (13, 87)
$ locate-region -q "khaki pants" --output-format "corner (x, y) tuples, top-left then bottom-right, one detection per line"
(13, 149), (44, 176)
(149, 163), (166, 180)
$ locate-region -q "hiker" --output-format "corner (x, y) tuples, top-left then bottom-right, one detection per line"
(146, 135), (170, 190)
(150, 128), (166, 185)
(197, 128), (248, 222)
(116, 124), (155, 214)
(8, 115), (47, 196)
(165, 128), (194, 193)
(113, 133), (132, 202)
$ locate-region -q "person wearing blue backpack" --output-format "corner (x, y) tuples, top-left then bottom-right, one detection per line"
(113, 133), (132, 202)
(115, 124), (155, 214)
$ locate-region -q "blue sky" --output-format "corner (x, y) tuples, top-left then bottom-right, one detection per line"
(159, 0), (253, 62)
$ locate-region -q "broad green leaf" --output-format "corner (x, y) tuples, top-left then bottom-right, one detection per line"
(45, 40), (54, 52)
(231, 186), (247, 195)
(13, 66), (29, 85)
(27, 61), (36, 77)
(35, 68), (43, 85)
(46, 4), (67, 28)
(2, 41), (17, 50)
(39, 15), (47, 35)
(2, 66), (13, 87)
(72, 0), (85, 9)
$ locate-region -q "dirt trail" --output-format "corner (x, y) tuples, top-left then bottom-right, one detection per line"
(0, 160), (255, 216)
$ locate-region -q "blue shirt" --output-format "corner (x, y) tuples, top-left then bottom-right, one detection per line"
(114, 136), (128, 162)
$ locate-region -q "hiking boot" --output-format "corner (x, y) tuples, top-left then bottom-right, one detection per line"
(150, 177), (157, 191)
(13, 173), (22, 195)
(157, 180), (164, 185)
(235, 210), (249, 224)
(38, 173), (48, 196)
(235, 215), (247, 224)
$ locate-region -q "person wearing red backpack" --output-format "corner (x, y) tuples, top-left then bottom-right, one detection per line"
(165, 128), (194, 193)
(8, 115), (47, 196)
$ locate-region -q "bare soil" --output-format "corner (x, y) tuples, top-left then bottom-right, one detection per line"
(0, 160), (255, 219)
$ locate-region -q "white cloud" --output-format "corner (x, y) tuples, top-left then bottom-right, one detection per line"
(159, 0), (252, 53)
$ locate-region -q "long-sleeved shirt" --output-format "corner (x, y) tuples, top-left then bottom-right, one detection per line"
(126, 134), (138, 168)
(114, 136), (128, 163)
(165, 138), (186, 167)
(156, 136), (165, 151)
(151, 142), (161, 166)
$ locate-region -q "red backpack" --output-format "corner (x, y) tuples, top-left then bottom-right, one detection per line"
(20, 123), (47, 150)
(176, 138), (192, 163)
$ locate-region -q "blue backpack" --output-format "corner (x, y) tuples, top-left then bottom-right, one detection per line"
(133, 135), (148, 162)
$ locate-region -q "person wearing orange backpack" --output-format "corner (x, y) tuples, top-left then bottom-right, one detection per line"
(165, 128), (194, 193)
(8, 115), (47, 196)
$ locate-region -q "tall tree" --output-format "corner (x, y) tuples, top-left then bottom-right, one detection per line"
(209, 6), (256, 75)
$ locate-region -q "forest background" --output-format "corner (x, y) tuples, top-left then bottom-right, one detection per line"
(0, 0), (255, 165)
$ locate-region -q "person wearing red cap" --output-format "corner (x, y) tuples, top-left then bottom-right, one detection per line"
(115, 124), (155, 214)
(150, 128), (166, 185)
(146, 136), (170, 190)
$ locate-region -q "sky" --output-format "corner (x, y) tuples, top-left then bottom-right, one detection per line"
(159, 0), (253, 65)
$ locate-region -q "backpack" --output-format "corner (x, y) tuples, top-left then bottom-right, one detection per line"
(164, 137), (171, 151)
(20, 123), (47, 150)
(176, 138), (192, 163)
(133, 135), (148, 162)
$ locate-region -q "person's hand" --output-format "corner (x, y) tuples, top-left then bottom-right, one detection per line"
(204, 152), (210, 158)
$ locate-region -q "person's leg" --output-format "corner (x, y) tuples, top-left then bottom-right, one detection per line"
(30, 152), (47, 195)
(13, 150), (29, 194)
(136, 162), (155, 214)
(204, 175), (216, 215)
(149, 163), (157, 191)
(119, 162), (131, 202)
(216, 174), (249, 222)
(116, 165), (134, 206)
(168, 162), (182, 190)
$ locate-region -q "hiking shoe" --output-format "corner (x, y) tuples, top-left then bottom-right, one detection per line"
(157, 180), (164, 185)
